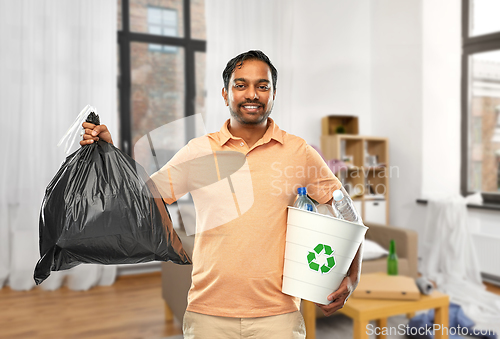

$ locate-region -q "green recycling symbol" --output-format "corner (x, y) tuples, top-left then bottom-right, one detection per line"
(307, 243), (336, 274)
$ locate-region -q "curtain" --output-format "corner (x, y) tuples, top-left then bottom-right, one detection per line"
(204, 0), (296, 133)
(0, 0), (118, 291)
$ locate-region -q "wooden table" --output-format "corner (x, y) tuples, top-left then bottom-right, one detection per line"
(302, 291), (449, 339)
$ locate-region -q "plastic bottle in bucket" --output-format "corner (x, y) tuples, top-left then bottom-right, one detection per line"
(333, 189), (360, 223)
(283, 188), (368, 305)
(294, 187), (318, 213)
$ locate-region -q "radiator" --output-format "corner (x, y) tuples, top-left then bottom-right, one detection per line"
(473, 233), (500, 284)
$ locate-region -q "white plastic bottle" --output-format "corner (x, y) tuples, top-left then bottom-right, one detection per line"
(293, 187), (318, 213)
(332, 189), (360, 223)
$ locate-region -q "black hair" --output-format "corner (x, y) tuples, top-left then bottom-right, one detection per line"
(222, 50), (278, 93)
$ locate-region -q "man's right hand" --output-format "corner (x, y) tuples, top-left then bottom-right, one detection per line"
(80, 122), (114, 146)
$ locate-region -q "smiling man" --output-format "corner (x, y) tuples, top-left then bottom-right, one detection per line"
(223, 55), (276, 132)
(81, 50), (363, 339)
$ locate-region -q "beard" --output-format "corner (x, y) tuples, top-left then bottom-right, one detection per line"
(229, 100), (274, 125)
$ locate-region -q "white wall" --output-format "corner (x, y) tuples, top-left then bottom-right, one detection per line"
(421, 0), (462, 198)
(370, 0), (423, 228)
(287, 0), (372, 146)
(204, 0), (372, 147)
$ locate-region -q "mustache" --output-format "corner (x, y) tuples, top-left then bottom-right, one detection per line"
(238, 100), (264, 107)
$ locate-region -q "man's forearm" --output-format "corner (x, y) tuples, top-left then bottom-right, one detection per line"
(326, 194), (363, 284)
(347, 241), (363, 285)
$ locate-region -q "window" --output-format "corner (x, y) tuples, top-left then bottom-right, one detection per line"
(462, 0), (500, 203)
(118, 0), (206, 156)
(148, 7), (178, 53)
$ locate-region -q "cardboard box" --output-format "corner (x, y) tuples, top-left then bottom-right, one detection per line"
(352, 272), (420, 300)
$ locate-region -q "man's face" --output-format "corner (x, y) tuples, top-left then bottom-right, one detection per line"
(222, 59), (276, 125)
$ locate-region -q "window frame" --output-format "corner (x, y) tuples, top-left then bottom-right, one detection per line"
(118, 0), (206, 155)
(147, 6), (179, 53)
(461, 0), (500, 204)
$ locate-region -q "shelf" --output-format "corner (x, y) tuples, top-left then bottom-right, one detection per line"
(345, 166), (363, 171)
(363, 136), (387, 142)
(330, 165), (387, 173)
(339, 171), (365, 197)
(320, 133), (390, 225)
(364, 194), (386, 201)
(321, 116), (359, 135)
(364, 139), (388, 167)
(363, 166), (386, 171)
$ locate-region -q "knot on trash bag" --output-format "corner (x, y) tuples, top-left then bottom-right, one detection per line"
(86, 112), (100, 125)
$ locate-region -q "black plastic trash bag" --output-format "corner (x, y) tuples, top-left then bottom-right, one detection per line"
(34, 113), (191, 285)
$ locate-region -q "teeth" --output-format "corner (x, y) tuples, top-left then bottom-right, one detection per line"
(244, 105), (259, 109)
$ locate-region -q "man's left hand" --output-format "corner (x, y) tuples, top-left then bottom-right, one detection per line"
(315, 276), (356, 317)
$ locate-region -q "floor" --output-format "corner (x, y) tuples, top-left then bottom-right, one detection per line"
(0, 272), (182, 339)
(1, 272), (499, 339)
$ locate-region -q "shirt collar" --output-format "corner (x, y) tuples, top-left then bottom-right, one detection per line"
(217, 118), (284, 147)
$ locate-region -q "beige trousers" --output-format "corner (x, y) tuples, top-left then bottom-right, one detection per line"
(182, 310), (306, 339)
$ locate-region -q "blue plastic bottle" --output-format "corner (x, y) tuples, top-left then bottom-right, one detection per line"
(293, 187), (318, 213)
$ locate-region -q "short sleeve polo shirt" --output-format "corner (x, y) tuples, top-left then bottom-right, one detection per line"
(151, 118), (342, 318)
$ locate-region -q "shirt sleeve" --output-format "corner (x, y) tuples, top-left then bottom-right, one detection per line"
(305, 144), (342, 204)
(150, 144), (191, 205)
